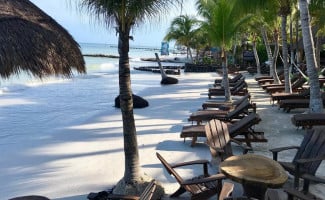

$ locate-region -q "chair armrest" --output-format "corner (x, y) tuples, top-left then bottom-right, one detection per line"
(301, 173), (325, 184)
(295, 155), (325, 164)
(269, 146), (300, 161)
(230, 138), (252, 154)
(171, 159), (209, 168)
(181, 173), (226, 185)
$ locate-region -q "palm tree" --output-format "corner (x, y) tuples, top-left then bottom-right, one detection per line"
(164, 15), (200, 63)
(278, 0), (294, 93)
(78, 0), (181, 190)
(196, 0), (252, 101)
(299, 0), (323, 112)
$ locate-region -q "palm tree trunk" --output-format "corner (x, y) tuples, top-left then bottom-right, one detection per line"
(272, 29), (280, 84)
(118, 28), (140, 183)
(281, 15), (292, 93)
(222, 49), (232, 102)
(299, 0), (323, 113)
(187, 47), (193, 63)
(316, 34), (321, 71)
(252, 35), (261, 75)
(261, 26), (273, 76)
(290, 14), (294, 74)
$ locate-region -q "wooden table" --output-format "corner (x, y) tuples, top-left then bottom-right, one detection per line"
(219, 154), (288, 199)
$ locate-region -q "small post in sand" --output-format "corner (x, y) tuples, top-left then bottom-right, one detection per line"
(155, 53), (178, 85)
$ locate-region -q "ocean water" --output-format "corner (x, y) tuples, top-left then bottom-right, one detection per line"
(0, 43), (183, 90)
(0, 42), (185, 132)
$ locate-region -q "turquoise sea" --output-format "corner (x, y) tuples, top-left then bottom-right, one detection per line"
(0, 43), (172, 88)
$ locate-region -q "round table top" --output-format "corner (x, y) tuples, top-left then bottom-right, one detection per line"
(219, 154), (288, 188)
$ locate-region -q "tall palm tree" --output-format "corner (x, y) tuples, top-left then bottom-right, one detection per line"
(196, 0), (252, 101)
(279, 0), (294, 93)
(78, 0), (181, 188)
(164, 15), (200, 63)
(299, 0), (323, 112)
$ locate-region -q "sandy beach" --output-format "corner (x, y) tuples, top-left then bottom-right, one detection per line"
(1, 70), (325, 200)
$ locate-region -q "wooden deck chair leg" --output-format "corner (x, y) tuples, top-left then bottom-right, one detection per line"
(219, 182), (234, 200)
(170, 187), (187, 197)
(191, 136), (198, 147)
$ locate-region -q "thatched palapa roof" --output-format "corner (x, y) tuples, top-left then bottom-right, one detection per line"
(0, 0), (85, 79)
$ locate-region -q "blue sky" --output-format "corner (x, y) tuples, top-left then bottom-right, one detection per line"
(30, 0), (197, 47)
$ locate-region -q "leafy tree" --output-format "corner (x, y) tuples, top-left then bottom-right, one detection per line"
(299, 0), (323, 112)
(78, 0), (181, 192)
(196, 0), (252, 101)
(164, 15), (200, 63)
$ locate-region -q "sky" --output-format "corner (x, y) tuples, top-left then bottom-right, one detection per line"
(30, 0), (197, 47)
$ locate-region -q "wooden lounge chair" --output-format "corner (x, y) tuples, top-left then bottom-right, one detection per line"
(278, 93), (325, 112)
(270, 126), (325, 193)
(291, 113), (325, 129)
(181, 113), (265, 147)
(188, 99), (255, 124)
(202, 94), (250, 110)
(255, 69), (284, 81)
(208, 82), (248, 99)
(205, 118), (251, 161)
(156, 152), (226, 200)
(228, 113), (267, 147)
(214, 77), (246, 87)
(270, 88), (310, 105)
(87, 180), (156, 200)
(265, 77), (307, 94)
(215, 73), (243, 84)
(260, 73), (299, 89)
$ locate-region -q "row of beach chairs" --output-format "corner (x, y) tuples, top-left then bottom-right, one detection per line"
(255, 72), (325, 129)
(181, 73), (267, 148)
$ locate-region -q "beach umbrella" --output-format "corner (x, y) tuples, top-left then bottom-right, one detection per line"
(0, 0), (85, 79)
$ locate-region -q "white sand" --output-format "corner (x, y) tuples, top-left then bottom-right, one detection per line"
(1, 71), (324, 200)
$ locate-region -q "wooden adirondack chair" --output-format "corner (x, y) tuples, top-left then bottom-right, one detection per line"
(205, 118), (251, 161)
(156, 152), (226, 200)
(270, 126), (325, 193)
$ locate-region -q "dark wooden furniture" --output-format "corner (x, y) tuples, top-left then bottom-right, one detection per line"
(202, 94), (250, 110)
(181, 113), (265, 147)
(188, 99), (255, 125)
(270, 126), (325, 193)
(270, 88), (310, 105)
(278, 93), (325, 112)
(156, 152), (226, 200)
(205, 118), (251, 161)
(219, 154), (288, 199)
(208, 82), (248, 98)
(266, 77), (307, 94)
(291, 113), (325, 129)
(215, 73), (243, 84)
(87, 180), (156, 200)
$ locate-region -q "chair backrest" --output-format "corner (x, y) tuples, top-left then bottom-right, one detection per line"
(226, 99), (250, 119)
(228, 113), (261, 137)
(205, 119), (233, 161)
(231, 73), (243, 82)
(231, 94), (251, 108)
(292, 77), (307, 89)
(156, 152), (184, 183)
(293, 126), (325, 175)
(139, 180), (156, 200)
